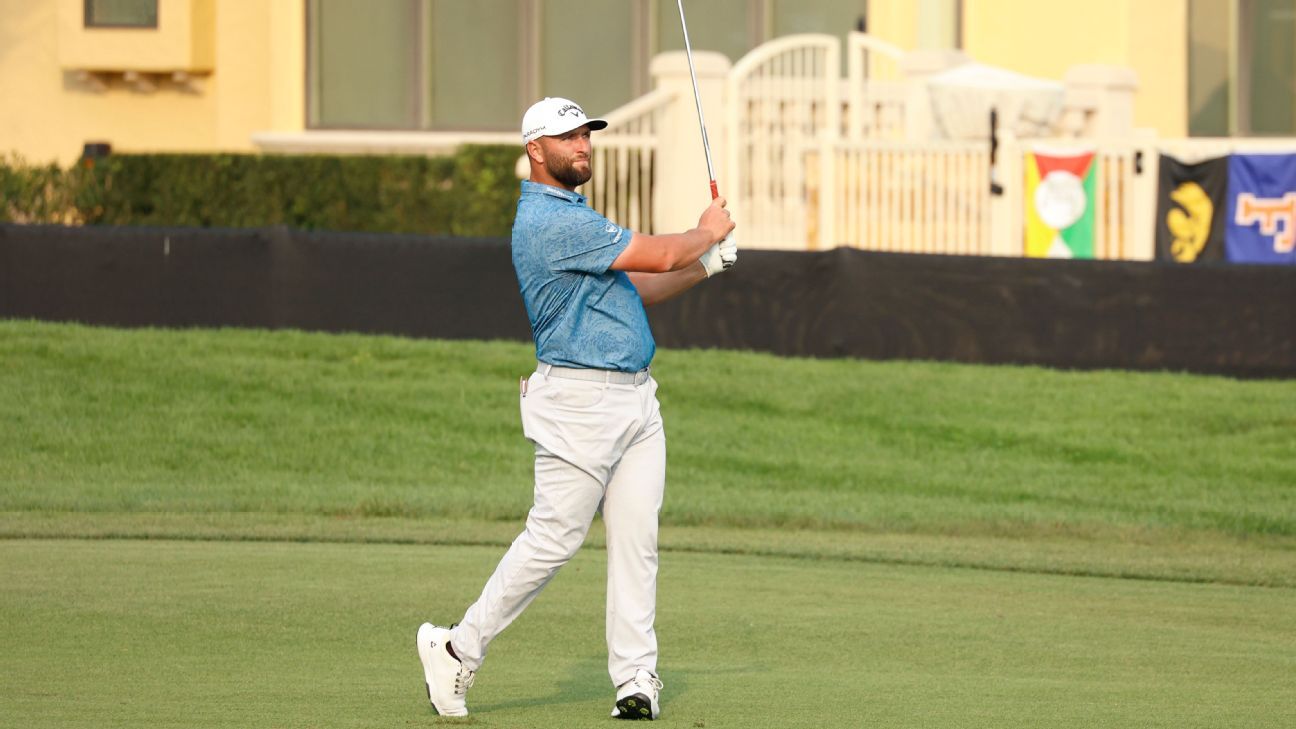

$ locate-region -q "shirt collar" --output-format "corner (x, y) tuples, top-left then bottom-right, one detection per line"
(521, 179), (586, 205)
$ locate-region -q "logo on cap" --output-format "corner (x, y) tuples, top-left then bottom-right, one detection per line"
(521, 97), (606, 144)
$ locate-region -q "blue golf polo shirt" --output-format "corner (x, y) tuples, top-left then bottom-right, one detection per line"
(511, 180), (655, 372)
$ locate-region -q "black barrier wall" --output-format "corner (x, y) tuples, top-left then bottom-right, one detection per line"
(0, 225), (530, 341)
(2, 224), (1293, 377)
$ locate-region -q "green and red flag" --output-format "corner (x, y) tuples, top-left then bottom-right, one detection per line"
(1025, 149), (1097, 259)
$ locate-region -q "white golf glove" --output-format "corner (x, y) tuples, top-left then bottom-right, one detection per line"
(700, 235), (738, 277)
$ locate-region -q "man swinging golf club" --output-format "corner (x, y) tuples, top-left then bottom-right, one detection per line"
(416, 96), (736, 720)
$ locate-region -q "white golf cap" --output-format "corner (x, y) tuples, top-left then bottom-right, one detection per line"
(521, 97), (608, 144)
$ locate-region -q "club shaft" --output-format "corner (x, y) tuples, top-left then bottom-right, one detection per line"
(676, 0), (719, 198)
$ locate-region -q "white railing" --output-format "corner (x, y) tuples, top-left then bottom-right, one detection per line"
(580, 88), (676, 234)
(1092, 141), (1144, 261)
(823, 137), (1146, 259)
(845, 32), (906, 141)
(993, 138), (1147, 260)
(830, 140), (991, 254)
(827, 136), (1296, 260)
(726, 34), (841, 249)
(574, 32), (1296, 259)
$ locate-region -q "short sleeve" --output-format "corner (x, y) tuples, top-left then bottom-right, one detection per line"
(547, 205), (633, 275)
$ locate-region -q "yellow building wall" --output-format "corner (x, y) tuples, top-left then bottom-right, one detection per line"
(0, 0), (304, 165)
(860, 0), (919, 52)
(870, 0), (1190, 137)
(962, 0), (1189, 136)
(963, 0), (1132, 73)
(56, 0), (216, 72)
(1, 0), (1195, 165)
(212, 0), (306, 150)
(1126, 0), (1188, 138)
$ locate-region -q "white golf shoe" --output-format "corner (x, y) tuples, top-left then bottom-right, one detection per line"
(416, 623), (474, 716)
(611, 668), (662, 720)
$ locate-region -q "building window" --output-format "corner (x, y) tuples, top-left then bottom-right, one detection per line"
(309, 0), (522, 131)
(309, 0), (420, 129)
(654, 0), (761, 63)
(542, 0), (637, 117)
(307, 0), (881, 132)
(772, 0), (869, 51)
(428, 0), (522, 129)
(1245, 0), (1296, 135)
(85, 0), (158, 29)
(1189, 0), (1296, 136)
(1188, 0), (1231, 136)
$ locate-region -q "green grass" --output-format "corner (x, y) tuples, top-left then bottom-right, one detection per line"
(3, 320), (1295, 727)
(3, 539), (1293, 729)
(2, 319), (1295, 585)
(2, 320), (1293, 533)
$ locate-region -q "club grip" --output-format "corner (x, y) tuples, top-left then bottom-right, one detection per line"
(710, 180), (719, 200)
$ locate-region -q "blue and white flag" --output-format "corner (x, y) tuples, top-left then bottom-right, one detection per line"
(1227, 153), (1296, 265)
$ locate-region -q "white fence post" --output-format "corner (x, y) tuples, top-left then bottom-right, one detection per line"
(821, 41), (841, 248)
(1127, 130), (1160, 261)
(648, 51), (731, 236)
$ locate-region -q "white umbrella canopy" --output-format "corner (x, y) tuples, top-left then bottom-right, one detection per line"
(927, 62), (1065, 140)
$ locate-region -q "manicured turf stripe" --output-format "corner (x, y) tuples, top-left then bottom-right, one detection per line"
(3, 539), (1292, 729)
(3, 512), (1294, 588)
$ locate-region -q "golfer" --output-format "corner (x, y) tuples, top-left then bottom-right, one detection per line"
(417, 96), (736, 721)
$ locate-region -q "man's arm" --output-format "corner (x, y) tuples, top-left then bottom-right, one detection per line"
(611, 229), (713, 274)
(610, 197), (734, 274)
(626, 263), (709, 306)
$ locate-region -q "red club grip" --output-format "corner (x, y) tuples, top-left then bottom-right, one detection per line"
(710, 180), (719, 200)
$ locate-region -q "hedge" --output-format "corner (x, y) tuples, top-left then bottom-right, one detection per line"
(0, 146), (521, 236)
(0, 156), (94, 226)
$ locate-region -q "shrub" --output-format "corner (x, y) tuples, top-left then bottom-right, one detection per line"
(1, 146), (521, 236)
(0, 154), (89, 225)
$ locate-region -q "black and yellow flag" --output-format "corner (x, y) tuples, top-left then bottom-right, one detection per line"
(1155, 155), (1228, 263)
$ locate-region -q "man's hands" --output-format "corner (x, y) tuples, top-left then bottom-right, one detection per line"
(612, 197), (737, 278)
(699, 236), (737, 277)
(624, 196), (737, 303)
(698, 197), (736, 243)
(697, 197), (738, 278)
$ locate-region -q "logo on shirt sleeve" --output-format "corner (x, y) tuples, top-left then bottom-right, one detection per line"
(605, 223), (624, 243)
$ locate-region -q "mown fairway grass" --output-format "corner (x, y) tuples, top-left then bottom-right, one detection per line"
(3, 539), (1294, 729)
(2, 319), (1295, 727)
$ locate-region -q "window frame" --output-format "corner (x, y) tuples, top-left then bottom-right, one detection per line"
(84, 0), (159, 29)
(1188, 0), (1296, 137)
(304, 0), (920, 132)
(1238, 0), (1296, 136)
(307, 0), (531, 132)
(305, 0), (424, 131)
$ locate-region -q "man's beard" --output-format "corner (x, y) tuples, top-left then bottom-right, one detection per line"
(548, 154), (592, 188)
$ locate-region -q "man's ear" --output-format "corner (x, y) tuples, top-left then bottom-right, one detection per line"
(526, 140), (544, 165)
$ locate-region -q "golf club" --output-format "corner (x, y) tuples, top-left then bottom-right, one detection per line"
(676, 0), (720, 201)
(677, 0), (736, 264)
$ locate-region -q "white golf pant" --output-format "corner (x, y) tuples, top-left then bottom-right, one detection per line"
(450, 366), (665, 687)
